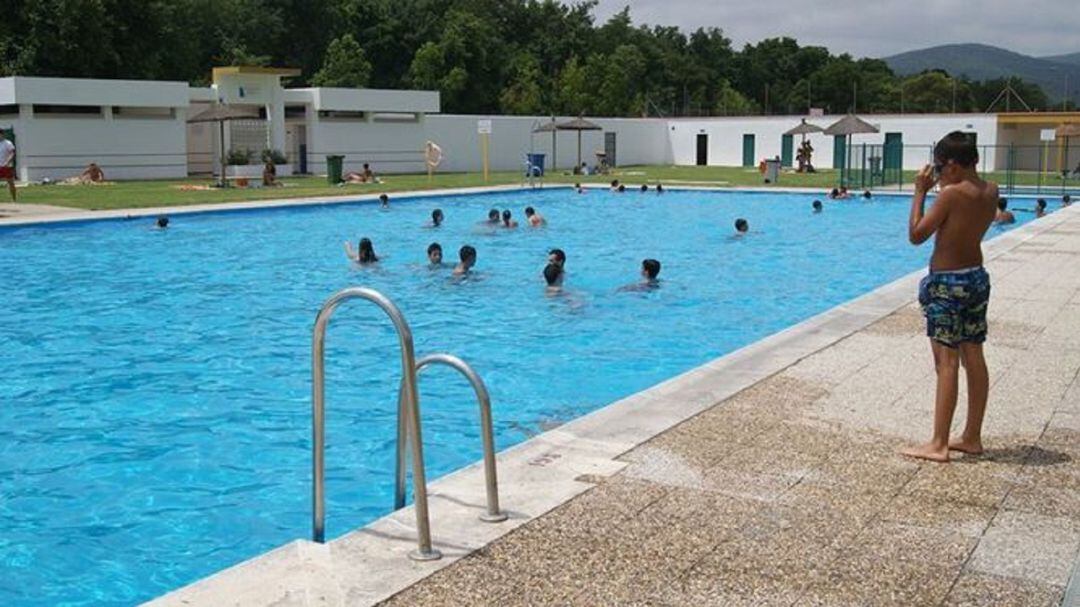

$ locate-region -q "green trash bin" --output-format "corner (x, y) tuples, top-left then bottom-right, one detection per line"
(326, 155), (344, 184)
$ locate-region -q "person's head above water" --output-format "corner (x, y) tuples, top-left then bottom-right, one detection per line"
(488, 209), (500, 222)
(548, 248), (566, 267)
(610, 179), (619, 188)
(642, 258), (661, 281)
(432, 208), (444, 225)
(156, 216), (169, 228)
(1036, 199), (1047, 210)
(997, 198), (1008, 211)
(863, 190), (872, 199)
(1064, 194), (1072, 205)
(379, 193), (389, 206)
(617, 184), (626, 193)
(640, 184), (648, 192)
(427, 242), (443, 264)
(812, 200), (823, 212)
(735, 218), (749, 233)
(524, 206), (536, 218)
(502, 209), (513, 225)
(543, 262), (564, 287)
(830, 188), (839, 198)
(358, 237), (378, 263)
(656, 183), (664, 193)
(459, 245), (477, 267)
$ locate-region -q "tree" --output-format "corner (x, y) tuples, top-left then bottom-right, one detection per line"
(554, 56), (593, 115)
(499, 54), (545, 115)
(715, 80), (757, 115)
(311, 34), (372, 88)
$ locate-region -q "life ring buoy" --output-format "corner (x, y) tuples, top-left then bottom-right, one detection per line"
(424, 141), (443, 169)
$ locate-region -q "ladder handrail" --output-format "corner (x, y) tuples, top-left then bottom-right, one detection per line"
(311, 287), (441, 561)
(394, 353), (507, 523)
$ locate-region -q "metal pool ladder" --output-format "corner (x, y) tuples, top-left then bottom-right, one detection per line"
(310, 287), (507, 562)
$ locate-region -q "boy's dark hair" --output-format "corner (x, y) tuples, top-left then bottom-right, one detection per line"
(610, 179), (619, 187)
(1037, 198), (1047, 208)
(617, 184), (626, 192)
(459, 245), (476, 262)
(502, 209), (512, 220)
(156, 216), (169, 228)
(524, 206), (535, 216)
(427, 242), (442, 255)
(488, 209), (499, 220)
(997, 198), (1008, 210)
(863, 190), (872, 199)
(549, 248), (566, 265)
(1064, 195), (1072, 203)
(640, 184), (648, 192)
(812, 199), (823, 210)
(933, 131), (978, 168)
(656, 183), (663, 192)
(379, 193), (388, 201)
(830, 188), (839, 197)
(735, 218), (749, 232)
(543, 263), (563, 286)
(642, 258), (661, 279)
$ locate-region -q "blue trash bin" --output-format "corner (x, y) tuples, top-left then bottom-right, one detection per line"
(525, 153), (546, 177)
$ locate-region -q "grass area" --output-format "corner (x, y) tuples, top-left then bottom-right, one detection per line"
(8, 165), (1077, 211)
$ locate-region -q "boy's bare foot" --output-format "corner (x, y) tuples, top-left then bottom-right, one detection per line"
(901, 443), (950, 462)
(948, 438), (984, 455)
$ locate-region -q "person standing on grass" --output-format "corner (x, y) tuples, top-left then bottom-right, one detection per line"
(0, 131), (15, 201)
(903, 131), (998, 463)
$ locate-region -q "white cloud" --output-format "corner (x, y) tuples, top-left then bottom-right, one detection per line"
(584, 0), (1079, 58)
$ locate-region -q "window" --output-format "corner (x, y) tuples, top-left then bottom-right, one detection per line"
(371, 112), (420, 123)
(284, 105), (307, 119)
(112, 106), (175, 119)
(318, 110), (366, 121)
(32, 104), (103, 117)
(0, 104), (18, 117)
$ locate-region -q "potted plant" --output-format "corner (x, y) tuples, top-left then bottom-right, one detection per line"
(260, 148), (292, 177)
(224, 148), (262, 179)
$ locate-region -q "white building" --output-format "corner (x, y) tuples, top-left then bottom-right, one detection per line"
(1, 69), (1077, 181)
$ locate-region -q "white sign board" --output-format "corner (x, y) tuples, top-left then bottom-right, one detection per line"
(1040, 128), (1056, 142)
(477, 119), (493, 134)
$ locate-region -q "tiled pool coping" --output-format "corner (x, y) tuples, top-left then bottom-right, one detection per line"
(141, 194), (1079, 605)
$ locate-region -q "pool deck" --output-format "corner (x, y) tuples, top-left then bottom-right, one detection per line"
(145, 200), (1080, 607)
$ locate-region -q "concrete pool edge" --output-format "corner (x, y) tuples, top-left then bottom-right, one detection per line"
(144, 203), (1079, 606)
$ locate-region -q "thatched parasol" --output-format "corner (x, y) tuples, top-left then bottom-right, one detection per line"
(556, 116), (602, 170)
(824, 114), (880, 186)
(188, 104), (260, 187)
(784, 118), (824, 140)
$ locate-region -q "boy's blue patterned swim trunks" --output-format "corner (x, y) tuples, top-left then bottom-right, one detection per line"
(918, 266), (991, 347)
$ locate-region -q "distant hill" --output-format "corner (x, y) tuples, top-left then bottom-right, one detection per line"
(882, 43), (1080, 105)
(1042, 51), (1080, 67)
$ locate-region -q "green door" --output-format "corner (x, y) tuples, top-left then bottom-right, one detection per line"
(742, 134), (755, 167)
(833, 135), (846, 170)
(781, 134), (793, 167)
(883, 132), (902, 184)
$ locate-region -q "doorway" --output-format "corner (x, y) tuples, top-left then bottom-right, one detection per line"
(696, 134), (708, 166)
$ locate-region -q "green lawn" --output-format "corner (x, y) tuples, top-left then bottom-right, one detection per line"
(8, 165), (1075, 211)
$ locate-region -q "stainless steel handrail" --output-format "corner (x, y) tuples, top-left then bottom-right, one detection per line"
(311, 287), (441, 561)
(394, 353), (507, 523)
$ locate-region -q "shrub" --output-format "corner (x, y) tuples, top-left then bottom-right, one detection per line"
(261, 149), (287, 164)
(226, 148), (253, 165)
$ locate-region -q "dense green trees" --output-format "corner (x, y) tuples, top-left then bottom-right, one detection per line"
(0, 0), (1056, 116)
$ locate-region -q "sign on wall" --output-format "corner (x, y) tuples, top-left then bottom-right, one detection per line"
(477, 119), (492, 134)
(1040, 129), (1056, 142)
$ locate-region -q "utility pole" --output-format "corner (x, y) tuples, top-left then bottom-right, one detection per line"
(852, 81), (858, 113)
(764, 83), (769, 115)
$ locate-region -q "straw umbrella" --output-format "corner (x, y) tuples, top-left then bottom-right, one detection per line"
(532, 117), (559, 171)
(785, 119), (824, 171)
(824, 114), (880, 186)
(556, 116), (603, 171)
(187, 104), (259, 187)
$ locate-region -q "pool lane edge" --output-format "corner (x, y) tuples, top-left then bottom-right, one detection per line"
(144, 204), (1079, 606)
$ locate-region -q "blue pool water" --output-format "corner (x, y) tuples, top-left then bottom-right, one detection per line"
(0, 188), (1043, 605)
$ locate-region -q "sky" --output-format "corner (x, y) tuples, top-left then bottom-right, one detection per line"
(584, 0), (1079, 59)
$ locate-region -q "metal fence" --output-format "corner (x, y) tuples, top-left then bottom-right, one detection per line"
(843, 143), (1080, 196)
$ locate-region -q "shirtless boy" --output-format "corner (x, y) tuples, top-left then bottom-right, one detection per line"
(903, 131), (997, 463)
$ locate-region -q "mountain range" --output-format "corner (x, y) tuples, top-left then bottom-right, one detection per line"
(882, 44), (1080, 106)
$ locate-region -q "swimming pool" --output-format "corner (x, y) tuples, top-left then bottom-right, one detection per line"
(0, 187), (1044, 605)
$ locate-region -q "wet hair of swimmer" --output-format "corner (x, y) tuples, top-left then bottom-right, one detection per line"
(379, 193), (389, 205)
(502, 209), (513, 223)
(812, 200), (823, 211)
(543, 262), (563, 286)
(459, 245), (477, 263)
(488, 209), (500, 222)
(358, 238), (378, 263)
(427, 242), (442, 256)
(524, 206), (536, 217)
(432, 209), (444, 225)
(830, 188), (839, 197)
(1064, 194), (1072, 204)
(549, 248), (566, 266)
(863, 190), (872, 199)
(640, 184), (648, 192)
(156, 216), (169, 228)
(998, 198), (1008, 210)
(656, 183), (664, 193)
(1036, 199), (1047, 209)
(642, 258), (661, 280)
(610, 179), (619, 188)
(735, 218), (749, 233)
(617, 184), (626, 192)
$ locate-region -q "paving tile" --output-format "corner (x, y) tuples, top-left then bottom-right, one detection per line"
(966, 510), (1080, 586)
(901, 459), (1020, 508)
(877, 493), (995, 538)
(943, 572), (1065, 607)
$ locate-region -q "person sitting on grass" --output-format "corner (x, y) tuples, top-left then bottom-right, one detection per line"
(344, 237), (379, 264)
(454, 245), (477, 276)
(427, 242), (444, 267)
(501, 209), (518, 228)
(524, 206), (546, 227)
(993, 198), (1015, 224)
(81, 163), (106, 183)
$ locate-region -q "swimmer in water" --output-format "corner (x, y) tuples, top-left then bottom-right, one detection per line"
(1035, 199), (1047, 218)
(502, 209), (518, 228)
(524, 206), (546, 227)
(543, 262), (564, 293)
(656, 183), (664, 194)
(155, 216), (169, 229)
(863, 190), (872, 200)
(734, 218), (749, 234)
(619, 258), (662, 292)
(610, 179), (620, 191)
(486, 209), (500, 224)
(640, 184), (648, 193)
(430, 208), (444, 227)
(453, 245), (477, 276)
(548, 248), (566, 269)
(994, 198), (1015, 224)
(379, 193), (389, 208)
(343, 237), (379, 264)
(812, 200), (823, 213)
(427, 242), (443, 267)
